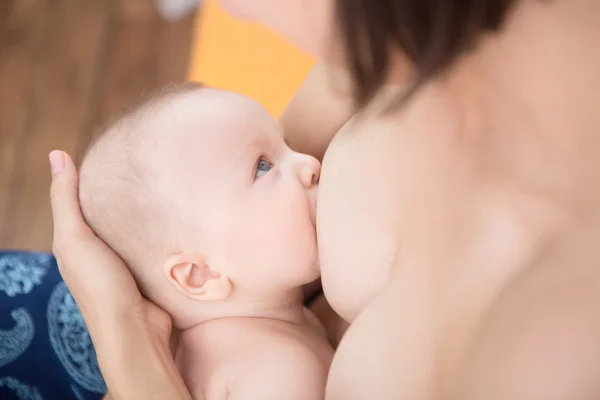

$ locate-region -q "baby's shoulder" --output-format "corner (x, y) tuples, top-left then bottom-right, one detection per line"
(227, 326), (331, 399)
(236, 318), (330, 363)
(222, 319), (332, 378)
(184, 318), (332, 398)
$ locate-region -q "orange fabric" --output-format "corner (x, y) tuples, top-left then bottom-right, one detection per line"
(187, 0), (316, 118)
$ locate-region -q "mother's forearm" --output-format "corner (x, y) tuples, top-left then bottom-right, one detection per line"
(95, 319), (194, 400)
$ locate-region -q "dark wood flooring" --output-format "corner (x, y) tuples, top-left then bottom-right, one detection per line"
(0, 0), (196, 251)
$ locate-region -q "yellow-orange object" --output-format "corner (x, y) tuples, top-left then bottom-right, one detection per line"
(187, 0), (316, 118)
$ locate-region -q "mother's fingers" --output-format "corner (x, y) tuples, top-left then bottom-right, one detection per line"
(49, 150), (92, 246)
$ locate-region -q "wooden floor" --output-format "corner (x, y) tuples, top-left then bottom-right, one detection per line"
(0, 0), (196, 251)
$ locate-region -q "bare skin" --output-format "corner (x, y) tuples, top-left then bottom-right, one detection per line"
(277, 0), (600, 398)
(315, 1), (600, 398)
(51, 0), (600, 399)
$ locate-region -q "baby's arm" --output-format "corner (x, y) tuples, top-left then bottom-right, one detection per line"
(226, 346), (328, 400)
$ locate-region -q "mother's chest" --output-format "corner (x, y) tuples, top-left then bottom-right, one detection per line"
(316, 119), (409, 319)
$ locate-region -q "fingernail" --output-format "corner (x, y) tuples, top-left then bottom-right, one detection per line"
(49, 150), (65, 176)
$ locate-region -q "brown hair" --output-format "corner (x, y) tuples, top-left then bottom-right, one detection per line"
(336, 0), (516, 107)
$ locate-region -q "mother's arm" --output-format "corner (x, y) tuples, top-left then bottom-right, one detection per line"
(49, 151), (194, 400)
(280, 61), (355, 161)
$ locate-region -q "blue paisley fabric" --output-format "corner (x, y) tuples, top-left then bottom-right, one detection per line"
(0, 251), (106, 399)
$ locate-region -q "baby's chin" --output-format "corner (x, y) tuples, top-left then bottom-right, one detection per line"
(303, 252), (321, 284)
(283, 249), (320, 288)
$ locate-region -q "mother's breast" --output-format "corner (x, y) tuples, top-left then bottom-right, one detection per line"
(317, 84), (473, 322)
(317, 116), (405, 323)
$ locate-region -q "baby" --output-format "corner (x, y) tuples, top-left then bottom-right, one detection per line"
(78, 83), (333, 399)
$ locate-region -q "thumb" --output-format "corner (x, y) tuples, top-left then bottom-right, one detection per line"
(49, 150), (89, 240)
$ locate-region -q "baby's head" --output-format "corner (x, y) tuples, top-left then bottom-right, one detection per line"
(79, 83), (320, 326)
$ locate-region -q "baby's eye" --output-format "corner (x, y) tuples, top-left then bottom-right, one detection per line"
(254, 158), (272, 179)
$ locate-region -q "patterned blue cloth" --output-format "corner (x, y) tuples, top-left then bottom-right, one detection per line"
(0, 251), (106, 399)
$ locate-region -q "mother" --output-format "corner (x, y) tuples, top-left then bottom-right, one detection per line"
(50, 0), (600, 399)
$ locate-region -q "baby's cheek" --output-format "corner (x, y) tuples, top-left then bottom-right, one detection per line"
(261, 194), (315, 254)
(281, 213), (314, 246)
(270, 212), (314, 250)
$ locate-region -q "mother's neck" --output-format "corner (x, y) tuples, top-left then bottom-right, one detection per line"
(447, 0), (600, 209)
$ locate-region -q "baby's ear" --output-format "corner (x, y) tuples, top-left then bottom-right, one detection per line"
(164, 253), (232, 301)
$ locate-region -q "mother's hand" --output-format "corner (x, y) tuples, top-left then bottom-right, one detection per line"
(49, 150), (171, 343)
(49, 150), (192, 400)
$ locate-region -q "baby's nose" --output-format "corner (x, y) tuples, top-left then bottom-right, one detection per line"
(298, 154), (321, 188)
